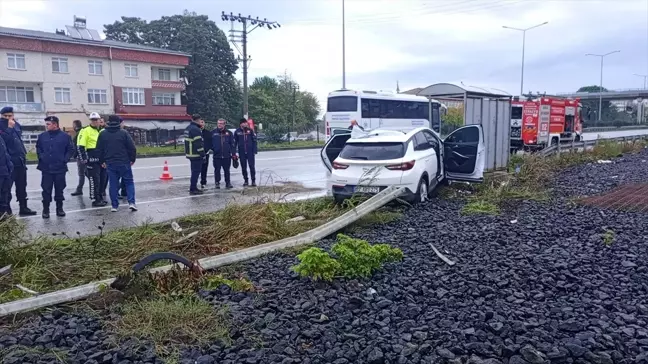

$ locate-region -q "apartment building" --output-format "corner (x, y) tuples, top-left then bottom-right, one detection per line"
(0, 17), (191, 140)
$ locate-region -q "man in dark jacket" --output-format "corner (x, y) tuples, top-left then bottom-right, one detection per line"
(0, 106), (36, 216)
(36, 116), (73, 219)
(70, 119), (86, 196)
(0, 134), (12, 219)
(184, 114), (206, 195)
(200, 120), (213, 189)
(211, 118), (235, 189)
(234, 118), (258, 187)
(97, 115), (137, 212)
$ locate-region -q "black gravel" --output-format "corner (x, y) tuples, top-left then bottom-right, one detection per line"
(3, 150), (648, 364)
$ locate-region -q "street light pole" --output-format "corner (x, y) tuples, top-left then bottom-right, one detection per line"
(586, 51), (620, 121)
(342, 0), (346, 89)
(634, 73), (648, 89)
(502, 21), (548, 97)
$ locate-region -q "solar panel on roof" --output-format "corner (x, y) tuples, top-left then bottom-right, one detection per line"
(79, 28), (94, 40)
(88, 29), (101, 41)
(65, 25), (82, 39)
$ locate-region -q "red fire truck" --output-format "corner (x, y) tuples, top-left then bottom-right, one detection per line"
(510, 96), (584, 152)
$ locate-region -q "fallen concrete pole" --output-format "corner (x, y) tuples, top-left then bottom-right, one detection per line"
(0, 186), (405, 317)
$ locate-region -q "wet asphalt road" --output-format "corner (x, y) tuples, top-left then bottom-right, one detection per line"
(13, 129), (648, 237)
(16, 149), (326, 237)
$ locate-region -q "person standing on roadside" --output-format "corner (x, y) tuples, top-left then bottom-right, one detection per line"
(200, 119), (213, 189)
(36, 116), (73, 219)
(0, 134), (13, 219)
(70, 120), (86, 196)
(211, 118), (235, 189)
(0, 106), (36, 216)
(77, 112), (107, 206)
(98, 116), (108, 200)
(234, 118), (257, 187)
(184, 114), (206, 195)
(97, 115), (137, 212)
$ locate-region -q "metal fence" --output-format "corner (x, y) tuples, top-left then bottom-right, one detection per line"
(538, 134), (648, 157)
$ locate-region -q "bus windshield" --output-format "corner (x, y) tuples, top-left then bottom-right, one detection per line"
(327, 96), (358, 112)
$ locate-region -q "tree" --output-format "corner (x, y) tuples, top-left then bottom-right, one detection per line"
(104, 12), (242, 123)
(247, 74), (320, 140)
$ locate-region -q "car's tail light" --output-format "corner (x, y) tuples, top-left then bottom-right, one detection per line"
(332, 161), (349, 170)
(386, 160), (415, 171)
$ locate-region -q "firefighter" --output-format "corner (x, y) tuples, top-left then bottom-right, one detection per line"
(0, 106), (36, 216)
(200, 119), (213, 189)
(71, 119), (86, 196)
(0, 133), (12, 219)
(211, 118), (235, 189)
(234, 118), (257, 187)
(77, 112), (107, 206)
(36, 116), (73, 219)
(184, 114), (206, 195)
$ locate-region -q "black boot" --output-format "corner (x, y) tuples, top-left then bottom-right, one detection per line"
(251, 181), (257, 187)
(56, 201), (66, 217)
(19, 201), (37, 216)
(215, 182), (220, 189)
(71, 189), (83, 196)
(42, 202), (50, 219)
(243, 180), (249, 187)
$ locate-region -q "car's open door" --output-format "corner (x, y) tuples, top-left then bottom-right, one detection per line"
(442, 125), (485, 183)
(321, 129), (352, 172)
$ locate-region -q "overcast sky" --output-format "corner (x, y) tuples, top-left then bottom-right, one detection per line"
(2, 0), (647, 109)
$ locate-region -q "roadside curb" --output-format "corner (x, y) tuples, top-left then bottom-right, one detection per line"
(25, 145), (323, 165)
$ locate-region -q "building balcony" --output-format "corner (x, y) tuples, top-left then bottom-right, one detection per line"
(151, 80), (185, 90)
(3, 102), (44, 113)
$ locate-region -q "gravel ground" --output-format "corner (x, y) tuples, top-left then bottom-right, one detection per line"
(3, 150), (648, 364)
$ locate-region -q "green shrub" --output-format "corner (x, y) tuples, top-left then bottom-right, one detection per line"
(291, 247), (341, 281)
(291, 234), (403, 281)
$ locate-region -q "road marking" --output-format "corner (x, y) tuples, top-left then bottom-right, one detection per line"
(18, 181), (328, 219)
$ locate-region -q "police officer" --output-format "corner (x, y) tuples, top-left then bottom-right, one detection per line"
(36, 116), (73, 219)
(184, 114), (206, 195)
(98, 116), (108, 200)
(0, 133), (12, 219)
(77, 112), (107, 206)
(200, 119), (213, 189)
(71, 119), (86, 196)
(0, 106), (36, 216)
(234, 118), (257, 187)
(211, 118), (235, 189)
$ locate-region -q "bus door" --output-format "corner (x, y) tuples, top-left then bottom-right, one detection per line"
(361, 98), (382, 130)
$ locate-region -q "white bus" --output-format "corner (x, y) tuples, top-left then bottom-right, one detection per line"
(324, 89), (446, 138)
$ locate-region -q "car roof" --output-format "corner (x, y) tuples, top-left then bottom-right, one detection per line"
(346, 127), (438, 143)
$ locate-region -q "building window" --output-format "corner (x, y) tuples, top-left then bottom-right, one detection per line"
(87, 89), (107, 104)
(0, 86), (34, 103)
(7, 53), (26, 70)
(125, 63), (138, 78)
(88, 60), (103, 75)
(54, 87), (71, 104)
(122, 88), (145, 105)
(157, 68), (172, 81)
(152, 92), (176, 105)
(51, 57), (69, 73)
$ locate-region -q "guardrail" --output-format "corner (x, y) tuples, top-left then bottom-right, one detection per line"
(539, 134), (648, 157)
(583, 125), (648, 133)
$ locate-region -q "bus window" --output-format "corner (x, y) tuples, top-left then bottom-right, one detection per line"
(432, 105), (440, 129)
(361, 99), (370, 118)
(327, 96), (358, 112)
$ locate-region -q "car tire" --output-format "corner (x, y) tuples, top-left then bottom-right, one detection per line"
(333, 194), (346, 205)
(414, 177), (429, 204)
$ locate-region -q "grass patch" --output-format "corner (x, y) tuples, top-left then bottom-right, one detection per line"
(109, 295), (229, 356)
(602, 229), (616, 246)
(0, 345), (68, 363)
(450, 138), (648, 213)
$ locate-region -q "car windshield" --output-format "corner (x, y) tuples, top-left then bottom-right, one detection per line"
(339, 142), (405, 160)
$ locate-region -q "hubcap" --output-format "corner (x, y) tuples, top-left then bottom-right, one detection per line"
(420, 182), (428, 202)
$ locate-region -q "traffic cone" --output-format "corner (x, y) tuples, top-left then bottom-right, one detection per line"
(160, 160), (173, 180)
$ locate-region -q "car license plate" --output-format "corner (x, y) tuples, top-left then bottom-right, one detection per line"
(355, 186), (380, 193)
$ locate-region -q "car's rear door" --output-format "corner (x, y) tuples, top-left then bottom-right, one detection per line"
(442, 125), (485, 182)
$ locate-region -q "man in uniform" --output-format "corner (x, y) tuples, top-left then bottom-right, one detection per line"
(211, 118), (235, 189)
(36, 116), (73, 219)
(183, 114), (206, 195)
(77, 113), (107, 206)
(0, 106), (36, 216)
(234, 118), (258, 187)
(200, 119), (213, 189)
(0, 131), (12, 219)
(71, 119), (86, 196)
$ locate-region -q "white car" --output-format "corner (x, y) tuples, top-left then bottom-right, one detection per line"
(320, 125), (485, 203)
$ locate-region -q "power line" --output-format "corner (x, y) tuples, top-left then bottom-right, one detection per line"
(222, 12), (281, 118)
